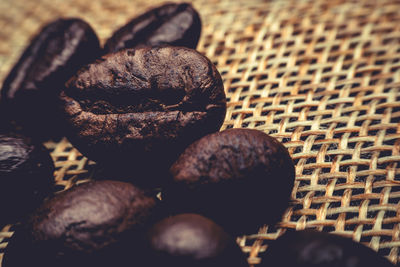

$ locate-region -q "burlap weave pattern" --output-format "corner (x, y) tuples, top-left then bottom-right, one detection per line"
(0, 0), (399, 265)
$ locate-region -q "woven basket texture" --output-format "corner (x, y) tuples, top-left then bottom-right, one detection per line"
(0, 0), (400, 265)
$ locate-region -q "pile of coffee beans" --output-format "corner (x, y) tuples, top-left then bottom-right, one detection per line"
(0, 2), (395, 267)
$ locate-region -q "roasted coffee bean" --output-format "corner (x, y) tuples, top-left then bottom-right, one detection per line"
(163, 128), (295, 235)
(144, 214), (248, 267)
(1, 18), (100, 140)
(0, 132), (54, 225)
(103, 3), (201, 54)
(260, 230), (395, 267)
(60, 46), (226, 187)
(3, 180), (159, 267)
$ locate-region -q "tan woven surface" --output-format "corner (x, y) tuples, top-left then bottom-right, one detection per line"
(0, 0), (400, 265)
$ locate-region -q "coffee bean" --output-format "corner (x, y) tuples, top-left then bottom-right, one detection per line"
(3, 180), (159, 267)
(0, 132), (54, 225)
(144, 213), (248, 267)
(60, 46), (226, 187)
(164, 128), (295, 235)
(1, 18), (100, 141)
(103, 3), (201, 54)
(260, 230), (395, 267)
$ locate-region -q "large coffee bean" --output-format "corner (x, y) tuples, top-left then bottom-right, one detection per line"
(144, 214), (248, 267)
(0, 132), (54, 225)
(163, 128), (295, 235)
(60, 46), (226, 187)
(260, 230), (395, 267)
(103, 3), (201, 54)
(3, 180), (159, 267)
(1, 18), (100, 140)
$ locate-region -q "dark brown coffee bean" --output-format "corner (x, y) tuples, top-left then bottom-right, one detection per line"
(260, 230), (395, 267)
(163, 128), (295, 235)
(3, 180), (159, 267)
(144, 213), (248, 267)
(0, 132), (54, 225)
(1, 18), (100, 141)
(60, 46), (226, 187)
(103, 3), (201, 54)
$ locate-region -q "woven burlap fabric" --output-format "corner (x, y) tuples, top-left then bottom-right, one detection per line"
(0, 0), (399, 265)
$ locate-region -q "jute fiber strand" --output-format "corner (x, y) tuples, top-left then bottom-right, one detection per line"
(0, 0), (399, 265)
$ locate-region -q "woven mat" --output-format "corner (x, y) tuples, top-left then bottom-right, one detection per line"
(1, 0), (400, 265)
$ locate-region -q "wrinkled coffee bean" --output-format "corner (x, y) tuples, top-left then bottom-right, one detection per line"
(144, 213), (248, 267)
(260, 230), (395, 267)
(60, 46), (226, 187)
(163, 128), (295, 235)
(3, 180), (159, 267)
(1, 18), (100, 140)
(103, 3), (201, 54)
(0, 132), (54, 225)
